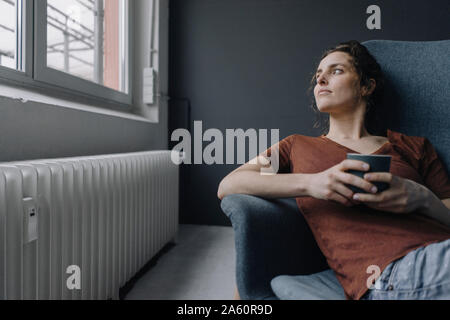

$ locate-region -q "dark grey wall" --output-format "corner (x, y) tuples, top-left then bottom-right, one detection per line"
(169, 0), (450, 226)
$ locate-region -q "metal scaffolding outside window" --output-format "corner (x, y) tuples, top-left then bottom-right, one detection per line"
(0, 0), (131, 106)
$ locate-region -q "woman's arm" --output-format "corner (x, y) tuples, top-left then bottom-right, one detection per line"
(443, 199), (450, 210)
(352, 173), (450, 228)
(217, 155), (310, 200)
(218, 156), (377, 205)
(420, 194), (450, 228)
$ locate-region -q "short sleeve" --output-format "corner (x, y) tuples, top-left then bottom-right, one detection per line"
(260, 135), (294, 174)
(420, 138), (450, 199)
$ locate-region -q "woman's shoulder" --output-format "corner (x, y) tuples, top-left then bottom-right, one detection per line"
(387, 129), (427, 143)
(284, 133), (324, 141)
(281, 133), (324, 146)
(277, 134), (328, 154)
(386, 129), (428, 157)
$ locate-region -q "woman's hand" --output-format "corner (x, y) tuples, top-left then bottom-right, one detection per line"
(352, 172), (428, 214)
(307, 159), (379, 206)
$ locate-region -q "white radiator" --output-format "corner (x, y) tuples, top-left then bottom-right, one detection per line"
(0, 151), (179, 300)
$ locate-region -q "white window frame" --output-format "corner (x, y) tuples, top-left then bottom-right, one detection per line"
(0, 0), (133, 108)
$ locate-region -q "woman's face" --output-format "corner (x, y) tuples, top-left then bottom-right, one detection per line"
(313, 51), (364, 114)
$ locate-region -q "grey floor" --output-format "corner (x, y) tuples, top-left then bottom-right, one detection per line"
(124, 224), (236, 300)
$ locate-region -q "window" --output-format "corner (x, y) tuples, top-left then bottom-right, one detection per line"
(0, 0), (131, 106)
(0, 0), (20, 70)
(46, 0), (128, 93)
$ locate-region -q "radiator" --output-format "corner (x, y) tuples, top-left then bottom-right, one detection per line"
(0, 151), (179, 300)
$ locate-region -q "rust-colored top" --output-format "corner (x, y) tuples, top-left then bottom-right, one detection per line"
(266, 129), (450, 300)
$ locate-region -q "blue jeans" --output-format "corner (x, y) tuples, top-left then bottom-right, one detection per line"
(362, 239), (450, 300)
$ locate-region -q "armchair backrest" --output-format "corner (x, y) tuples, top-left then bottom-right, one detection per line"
(363, 40), (450, 171)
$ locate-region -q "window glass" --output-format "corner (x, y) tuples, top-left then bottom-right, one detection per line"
(46, 0), (128, 93)
(0, 0), (23, 71)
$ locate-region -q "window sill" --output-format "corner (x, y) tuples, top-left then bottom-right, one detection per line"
(0, 83), (153, 123)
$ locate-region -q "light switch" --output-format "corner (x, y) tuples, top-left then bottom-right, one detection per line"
(143, 67), (156, 104)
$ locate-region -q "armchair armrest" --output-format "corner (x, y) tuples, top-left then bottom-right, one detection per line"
(220, 194), (328, 300)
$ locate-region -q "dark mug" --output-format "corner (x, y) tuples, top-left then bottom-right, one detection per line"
(346, 153), (392, 193)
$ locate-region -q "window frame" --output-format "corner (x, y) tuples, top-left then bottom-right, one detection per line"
(0, 0), (133, 108)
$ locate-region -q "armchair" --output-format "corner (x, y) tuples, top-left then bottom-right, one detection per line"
(220, 39), (450, 300)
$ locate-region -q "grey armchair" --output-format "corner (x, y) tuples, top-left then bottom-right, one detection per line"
(220, 39), (450, 300)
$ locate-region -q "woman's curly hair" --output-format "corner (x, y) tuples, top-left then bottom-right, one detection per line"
(307, 40), (385, 135)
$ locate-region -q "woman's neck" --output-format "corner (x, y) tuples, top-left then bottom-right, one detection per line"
(327, 101), (371, 140)
(326, 109), (370, 140)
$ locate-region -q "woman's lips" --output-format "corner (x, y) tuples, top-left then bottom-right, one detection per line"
(318, 90), (332, 95)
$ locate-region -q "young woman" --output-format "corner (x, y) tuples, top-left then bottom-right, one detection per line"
(218, 40), (450, 300)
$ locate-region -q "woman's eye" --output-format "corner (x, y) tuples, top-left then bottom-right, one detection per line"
(315, 69), (343, 82)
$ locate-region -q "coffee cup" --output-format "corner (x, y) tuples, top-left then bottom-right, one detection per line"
(346, 153), (392, 193)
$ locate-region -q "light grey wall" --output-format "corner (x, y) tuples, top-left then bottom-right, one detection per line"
(0, 96), (156, 162)
(0, 0), (169, 163)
